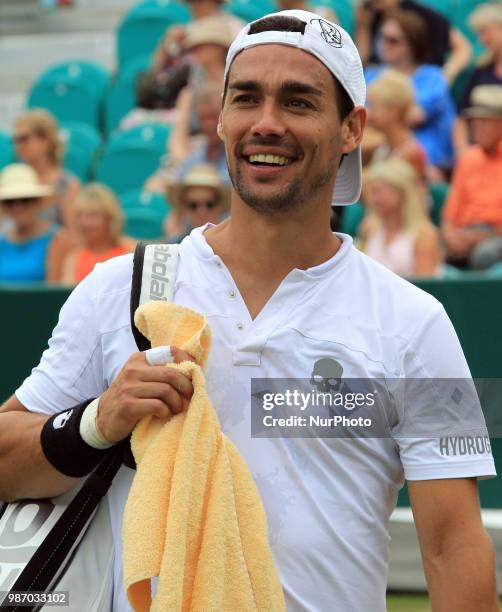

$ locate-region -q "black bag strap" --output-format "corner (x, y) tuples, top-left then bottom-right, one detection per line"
(131, 241), (150, 351)
(0, 442), (126, 612)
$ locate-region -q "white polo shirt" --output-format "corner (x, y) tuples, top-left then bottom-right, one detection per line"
(16, 227), (495, 612)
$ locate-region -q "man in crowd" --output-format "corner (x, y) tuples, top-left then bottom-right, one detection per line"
(0, 10), (497, 612)
(442, 85), (502, 269)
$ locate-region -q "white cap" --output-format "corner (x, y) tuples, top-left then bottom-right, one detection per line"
(224, 10), (366, 206)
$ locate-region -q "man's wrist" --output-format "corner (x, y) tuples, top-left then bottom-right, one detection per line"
(41, 399), (116, 478)
(79, 397), (115, 450)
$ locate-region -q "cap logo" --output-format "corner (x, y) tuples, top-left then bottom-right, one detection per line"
(310, 18), (342, 48)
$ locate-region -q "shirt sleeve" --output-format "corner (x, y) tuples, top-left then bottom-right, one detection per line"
(413, 66), (452, 121)
(16, 268), (106, 415)
(393, 304), (496, 481)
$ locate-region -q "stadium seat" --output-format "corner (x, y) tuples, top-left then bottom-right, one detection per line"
(485, 262), (502, 278)
(104, 54), (151, 135)
(225, 0), (277, 23)
(59, 121), (101, 181)
(0, 131), (13, 171)
(124, 207), (165, 239)
(310, 0), (355, 36)
(117, 0), (190, 71)
(340, 201), (365, 237)
(120, 189), (171, 219)
(28, 61), (110, 130)
(429, 182), (449, 227)
(96, 124), (171, 195)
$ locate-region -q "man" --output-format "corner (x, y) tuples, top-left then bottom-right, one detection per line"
(356, 0), (471, 84)
(0, 10), (497, 612)
(442, 85), (502, 269)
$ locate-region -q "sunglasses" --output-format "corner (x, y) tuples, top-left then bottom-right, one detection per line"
(183, 200), (219, 211)
(2, 197), (38, 207)
(13, 133), (35, 145)
(381, 34), (404, 46)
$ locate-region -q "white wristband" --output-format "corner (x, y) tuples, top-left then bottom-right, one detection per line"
(79, 397), (116, 450)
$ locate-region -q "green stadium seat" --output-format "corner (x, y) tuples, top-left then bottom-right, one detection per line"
(340, 201), (365, 237)
(104, 55), (151, 135)
(310, 0), (355, 36)
(485, 262), (502, 278)
(120, 189), (171, 219)
(0, 131), (13, 171)
(60, 122), (101, 181)
(224, 0), (277, 23)
(117, 0), (190, 71)
(124, 207), (165, 239)
(429, 182), (449, 226)
(28, 61), (110, 130)
(96, 124), (171, 195)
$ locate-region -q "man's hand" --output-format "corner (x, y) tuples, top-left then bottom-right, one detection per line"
(97, 348), (195, 443)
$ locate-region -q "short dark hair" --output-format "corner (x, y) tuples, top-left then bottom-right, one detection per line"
(223, 15), (355, 120)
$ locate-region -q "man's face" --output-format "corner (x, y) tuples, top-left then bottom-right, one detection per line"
(471, 116), (502, 152)
(219, 44), (352, 215)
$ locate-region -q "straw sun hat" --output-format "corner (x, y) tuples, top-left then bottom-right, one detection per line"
(167, 164), (230, 210)
(0, 164), (53, 201)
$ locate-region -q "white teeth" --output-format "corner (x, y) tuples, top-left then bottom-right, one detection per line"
(248, 154), (291, 166)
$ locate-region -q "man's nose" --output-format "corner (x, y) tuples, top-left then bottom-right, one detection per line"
(250, 100), (287, 139)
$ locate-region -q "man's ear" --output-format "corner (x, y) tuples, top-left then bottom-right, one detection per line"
(340, 107), (367, 155)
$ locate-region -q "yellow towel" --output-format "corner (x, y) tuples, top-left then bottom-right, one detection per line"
(122, 301), (286, 612)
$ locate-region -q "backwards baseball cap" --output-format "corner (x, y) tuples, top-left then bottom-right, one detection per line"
(224, 9), (366, 206)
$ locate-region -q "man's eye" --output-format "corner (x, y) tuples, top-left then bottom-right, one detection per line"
(287, 99), (311, 109)
(233, 94), (256, 104)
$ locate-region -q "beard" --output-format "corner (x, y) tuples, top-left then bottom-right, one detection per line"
(230, 149), (338, 215)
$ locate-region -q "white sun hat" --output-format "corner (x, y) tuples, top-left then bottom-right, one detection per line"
(0, 164), (53, 200)
(224, 9), (366, 206)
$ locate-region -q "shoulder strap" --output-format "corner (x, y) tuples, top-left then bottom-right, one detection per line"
(130, 241), (180, 351)
(0, 443), (126, 611)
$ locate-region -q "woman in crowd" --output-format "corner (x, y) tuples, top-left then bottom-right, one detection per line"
(13, 109), (80, 231)
(164, 163), (229, 242)
(61, 183), (135, 284)
(454, 3), (502, 157)
(365, 9), (456, 177)
(366, 68), (427, 177)
(0, 164), (72, 282)
(358, 159), (442, 278)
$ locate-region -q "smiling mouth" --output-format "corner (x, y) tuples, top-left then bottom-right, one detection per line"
(246, 154), (294, 167)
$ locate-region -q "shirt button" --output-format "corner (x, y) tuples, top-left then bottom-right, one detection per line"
(228, 289), (236, 298)
(236, 322), (244, 331)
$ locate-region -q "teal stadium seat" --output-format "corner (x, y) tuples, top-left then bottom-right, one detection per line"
(104, 55), (151, 135)
(28, 61), (109, 130)
(59, 121), (101, 181)
(309, 0), (355, 36)
(96, 124), (171, 195)
(124, 207), (165, 239)
(429, 182), (449, 227)
(120, 189), (172, 220)
(224, 0), (277, 23)
(340, 201), (365, 237)
(0, 131), (13, 171)
(117, 0), (190, 71)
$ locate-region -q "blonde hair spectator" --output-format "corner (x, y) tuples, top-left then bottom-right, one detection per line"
(61, 183), (135, 285)
(367, 69), (415, 118)
(15, 109), (64, 165)
(359, 158), (442, 277)
(469, 3), (502, 42)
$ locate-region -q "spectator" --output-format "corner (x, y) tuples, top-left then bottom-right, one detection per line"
(182, 0), (244, 35)
(364, 10), (456, 175)
(442, 85), (502, 269)
(120, 65), (190, 131)
(453, 3), (502, 157)
(0, 164), (72, 282)
(61, 184), (136, 284)
(366, 68), (427, 177)
(13, 109), (80, 232)
(164, 163), (229, 242)
(359, 158), (442, 277)
(146, 81), (229, 191)
(356, 0), (471, 83)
